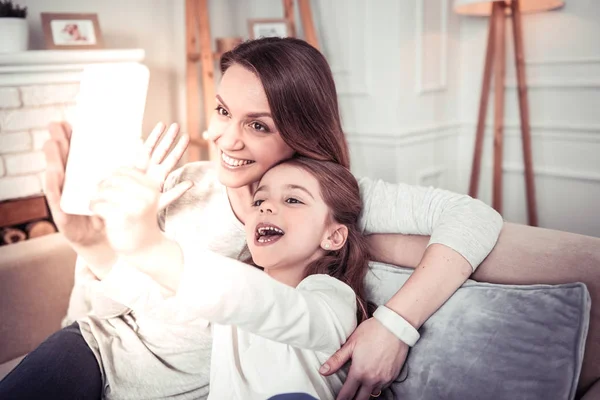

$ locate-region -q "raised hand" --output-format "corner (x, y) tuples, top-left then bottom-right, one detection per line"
(88, 147), (190, 257)
(43, 121), (191, 265)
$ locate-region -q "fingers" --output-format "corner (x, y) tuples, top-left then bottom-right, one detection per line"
(42, 144), (67, 227)
(158, 180), (193, 210)
(160, 133), (190, 175)
(355, 385), (380, 400)
(48, 121), (71, 166)
(320, 341), (353, 376)
(150, 123), (180, 165)
(335, 374), (361, 400)
(143, 122), (166, 155)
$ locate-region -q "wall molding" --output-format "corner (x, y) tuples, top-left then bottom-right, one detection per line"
(488, 163), (600, 184)
(323, 0), (369, 96)
(460, 122), (600, 143)
(415, 0), (449, 95)
(345, 121), (460, 146)
(526, 56), (600, 66)
(503, 80), (600, 89)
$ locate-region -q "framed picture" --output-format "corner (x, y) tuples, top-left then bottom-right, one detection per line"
(41, 13), (104, 50)
(248, 19), (291, 40)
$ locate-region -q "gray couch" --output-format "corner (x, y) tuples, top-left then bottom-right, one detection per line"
(0, 223), (599, 399)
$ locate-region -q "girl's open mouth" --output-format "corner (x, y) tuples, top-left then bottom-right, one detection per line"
(254, 222), (285, 246)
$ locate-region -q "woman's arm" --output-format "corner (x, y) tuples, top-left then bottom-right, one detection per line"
(365, 233), (429, 268)
(357, 178), (503, 325)
(115, 237), (357, 353)
(321, 179), (503, 400)
(358, 178), (503, 269)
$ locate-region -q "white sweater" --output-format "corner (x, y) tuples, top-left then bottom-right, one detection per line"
(68, 161), (503, 400)
(102, 249), (357, 400)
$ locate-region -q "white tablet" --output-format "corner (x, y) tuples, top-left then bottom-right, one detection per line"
(60, 63), (150, 215)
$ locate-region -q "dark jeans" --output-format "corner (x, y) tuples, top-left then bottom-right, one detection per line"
(0, 322), (102, 400)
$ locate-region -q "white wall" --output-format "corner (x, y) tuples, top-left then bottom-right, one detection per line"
(458, 1), (600, 236)
(17, 0), (599, 236)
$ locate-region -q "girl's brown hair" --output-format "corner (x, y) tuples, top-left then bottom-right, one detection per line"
(244, 157), (373, 323)
(220, 37), (350, 169)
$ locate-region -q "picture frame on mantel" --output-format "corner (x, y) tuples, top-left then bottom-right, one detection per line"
(248, 18), (291, 40)
(41, 13), (104, 50)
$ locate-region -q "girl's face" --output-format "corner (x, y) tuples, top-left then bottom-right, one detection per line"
(207, 64), (295, 188)
(245, 164), (339, 279)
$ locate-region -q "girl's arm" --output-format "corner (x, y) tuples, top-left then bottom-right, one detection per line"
(106, 237), (357, 354)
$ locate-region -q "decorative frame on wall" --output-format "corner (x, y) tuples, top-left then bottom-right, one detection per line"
(414, 0), (449, 94)
(41, 13), (104, 50)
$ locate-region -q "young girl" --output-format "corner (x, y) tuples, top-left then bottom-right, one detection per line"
(93, 156), (375, 400)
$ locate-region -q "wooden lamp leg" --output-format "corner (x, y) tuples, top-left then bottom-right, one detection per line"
(469, 4), (498, 198)
(511, 0), (538, 226)
(492, 1), (506, 214)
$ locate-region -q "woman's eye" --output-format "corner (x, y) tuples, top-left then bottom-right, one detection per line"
(285, 198), (303, 205)
(215, 105), (229, 117)
(250, 122), (268, 132)
(252, 199), (264, 207)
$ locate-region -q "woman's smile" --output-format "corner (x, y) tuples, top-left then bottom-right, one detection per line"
(220, 151), (255, 168)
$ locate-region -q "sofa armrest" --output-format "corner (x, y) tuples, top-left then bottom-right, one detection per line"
(0, 233), (77, 364)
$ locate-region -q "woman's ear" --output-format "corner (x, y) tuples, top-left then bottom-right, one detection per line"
(322, 224), (348, 251)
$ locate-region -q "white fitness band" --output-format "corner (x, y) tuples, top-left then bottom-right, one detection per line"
(373, 305), (420, 347)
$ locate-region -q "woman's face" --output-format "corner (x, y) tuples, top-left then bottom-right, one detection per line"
(207, 64), (295, 188)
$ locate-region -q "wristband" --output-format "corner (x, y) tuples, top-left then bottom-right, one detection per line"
(373, 305), (420, 347)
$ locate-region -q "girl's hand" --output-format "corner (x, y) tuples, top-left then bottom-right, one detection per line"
(319, 318), (408, 400)
(89, 148), (192, 257)
(44, 121), (190, 248)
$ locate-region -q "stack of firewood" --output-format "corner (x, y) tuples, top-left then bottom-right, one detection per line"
(0, 196), (57, 246)
(1, 220), (57, 245)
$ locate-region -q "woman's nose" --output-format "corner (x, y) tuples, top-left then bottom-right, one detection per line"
(209, 119), (243, 151)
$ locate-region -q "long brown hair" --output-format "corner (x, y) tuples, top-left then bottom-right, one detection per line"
(245, 157), (373, 323)
(220, 37), (350, 168)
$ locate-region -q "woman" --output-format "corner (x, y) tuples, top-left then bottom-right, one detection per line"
(1, 37), (502, 400)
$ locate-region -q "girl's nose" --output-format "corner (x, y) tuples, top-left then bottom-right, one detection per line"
(259, 207), (273, 214)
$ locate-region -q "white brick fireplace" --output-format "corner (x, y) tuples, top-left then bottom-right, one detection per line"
(0, 49), (145, 202)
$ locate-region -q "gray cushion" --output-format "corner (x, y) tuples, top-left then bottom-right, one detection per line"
(365, 262), (591, 400)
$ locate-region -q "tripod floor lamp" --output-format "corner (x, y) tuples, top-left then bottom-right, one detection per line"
(453, 0), (564, 227)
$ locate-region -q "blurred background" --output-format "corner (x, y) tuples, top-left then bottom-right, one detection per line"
(1, 0), (599, 238)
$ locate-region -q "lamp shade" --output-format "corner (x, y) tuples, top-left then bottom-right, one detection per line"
(454, 0), (564, 16)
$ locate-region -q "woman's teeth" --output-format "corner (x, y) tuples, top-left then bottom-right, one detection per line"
(221, 152), (254, 167)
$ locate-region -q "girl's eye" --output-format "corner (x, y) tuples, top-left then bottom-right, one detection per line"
(249, 121), (269, 132)
(285, 198), (303, 205)
(215, 105), (229, 117)
(252, 199), (264, 207)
